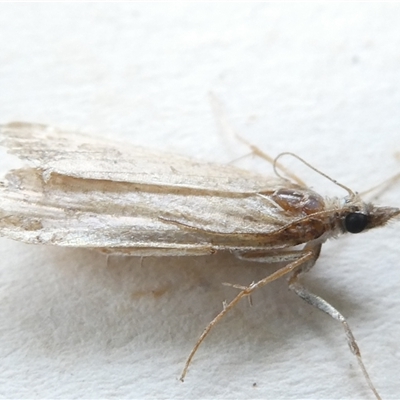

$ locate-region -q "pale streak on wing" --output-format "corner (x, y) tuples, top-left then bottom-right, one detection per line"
(0, 122), (282, 193)
(0, 122), (308, 255)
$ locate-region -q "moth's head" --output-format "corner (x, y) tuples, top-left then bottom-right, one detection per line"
(342, 203), (400, 234)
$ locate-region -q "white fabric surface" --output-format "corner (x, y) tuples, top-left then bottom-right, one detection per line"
(0, 3), (399, 399)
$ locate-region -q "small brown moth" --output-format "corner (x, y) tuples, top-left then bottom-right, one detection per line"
(0, 122), (398, 399)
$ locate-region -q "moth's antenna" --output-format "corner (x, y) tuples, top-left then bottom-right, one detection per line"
(274, 152), (356, 198)
(359, 172), (400, 201)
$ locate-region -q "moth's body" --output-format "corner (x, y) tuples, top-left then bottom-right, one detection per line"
(0, 122), (398, 400)
(0, 122), (395, 258)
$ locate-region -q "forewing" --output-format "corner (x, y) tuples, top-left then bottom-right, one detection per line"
(0, 122), (276, 193)
(0, 122), (305, 255)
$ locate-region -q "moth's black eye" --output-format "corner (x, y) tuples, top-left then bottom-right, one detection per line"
(344, 213), (369, 234)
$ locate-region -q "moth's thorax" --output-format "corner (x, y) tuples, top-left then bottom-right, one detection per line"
(271, 187), (326, 217)
(263, 187), (334, 246)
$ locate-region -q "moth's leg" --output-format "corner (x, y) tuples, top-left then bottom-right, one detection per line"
(288, 272), (381, 400)
(360, 172), (400, 202)
(180, 245), (320, 382)
(225, 250), (310, 306)
(233, 248), (306, 264)
(230, 135), (306, 186)
(227, 250), (309, 304)
(208, 92), (305, 186)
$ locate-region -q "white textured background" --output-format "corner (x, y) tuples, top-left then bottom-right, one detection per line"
(0, 3), (399, 399)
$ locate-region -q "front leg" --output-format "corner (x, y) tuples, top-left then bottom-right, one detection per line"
(288, 272), (381, 400)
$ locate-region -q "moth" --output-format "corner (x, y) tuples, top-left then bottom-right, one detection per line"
(0, 122), (398, 399)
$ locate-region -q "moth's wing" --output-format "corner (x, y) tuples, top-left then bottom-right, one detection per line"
(0, 122), (309, 255)
(0, 122), (276, 193)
